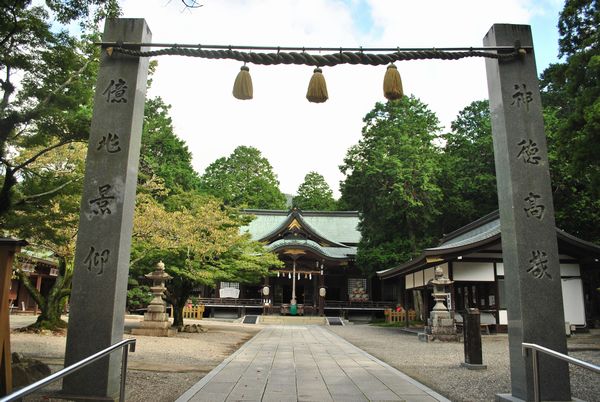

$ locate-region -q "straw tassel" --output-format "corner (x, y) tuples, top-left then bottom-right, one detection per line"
(383, 63), (403, 100)
(306, 67), (328, 103)
(232, 65), (253, 100)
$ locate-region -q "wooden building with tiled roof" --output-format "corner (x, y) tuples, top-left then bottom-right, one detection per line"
(377, 211), (600, 330)
(203, 208), (390, 317)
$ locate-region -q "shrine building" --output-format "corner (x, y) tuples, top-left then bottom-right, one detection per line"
(377, 210), (600, 332)
(201, 208), (391, 317)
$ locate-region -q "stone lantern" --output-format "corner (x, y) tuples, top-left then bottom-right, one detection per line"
(423, 266), (459, 342)
(132, 261), (176, 337)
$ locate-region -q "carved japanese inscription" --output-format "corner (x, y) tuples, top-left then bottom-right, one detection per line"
(511, 83), (533, 111)
(97, 132), (122, 153)
(83, 246), (110, 275)
(523, 192), (545, 220)
(527, 250), (552, 280)
(89, 184), (116, 215)
(517, 138), (541, 165)
(102, 78), (128, 103)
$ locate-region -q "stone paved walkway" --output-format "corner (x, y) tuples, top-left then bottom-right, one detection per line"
(176, 325), (449, 402)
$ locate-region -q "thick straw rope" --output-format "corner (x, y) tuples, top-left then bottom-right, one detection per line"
(108, 46), (523, 66)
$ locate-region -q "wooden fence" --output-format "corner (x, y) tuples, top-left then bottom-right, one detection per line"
(170, 304), (205, 320)
(384, 309), (416, 323)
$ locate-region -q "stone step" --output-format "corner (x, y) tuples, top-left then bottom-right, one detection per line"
(257, 316), (327, 325)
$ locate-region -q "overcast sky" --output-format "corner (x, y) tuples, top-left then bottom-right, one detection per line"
(119, 0), (563, 198)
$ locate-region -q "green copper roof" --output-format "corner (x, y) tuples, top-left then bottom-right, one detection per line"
(241, 209), (361, 245)
(242, 211), (288, 240)
(267, 239), (357, 260)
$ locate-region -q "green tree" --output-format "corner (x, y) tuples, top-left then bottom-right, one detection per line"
(199, 145), (287, 209)
(3, 142), (87, 329)
(293, 171), (337, 211)
(438, 100), (497, 233)
(0, 1), (118, 219)
(339, 97), (442, 274)
(132, 191), (281, 327)
(140, 97), (200, 195)
(540, 0), (600, 243)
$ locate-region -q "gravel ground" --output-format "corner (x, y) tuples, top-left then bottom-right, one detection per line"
(328, 325), (600, 402)
(10, 318), (260, 402)
(8, 316), (600, 402)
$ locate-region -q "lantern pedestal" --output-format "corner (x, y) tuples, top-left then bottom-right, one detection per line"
(132, 261), (176, 337)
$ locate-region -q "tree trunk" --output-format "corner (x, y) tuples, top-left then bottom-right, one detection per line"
(167, 279), (193, 328)
(172, 296), (187, 327)
(17, 258), (72, 330)
(0, 168), (16, 217)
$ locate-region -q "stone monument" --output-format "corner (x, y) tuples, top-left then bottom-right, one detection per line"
(461, 308), (487, 370)
(484, 24), (571, 401)
(62, 19), (151, 400)
(423, 267), (459, 342)
(132, 261), (176, 337)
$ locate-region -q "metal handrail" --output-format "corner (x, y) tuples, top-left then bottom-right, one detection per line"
(1, 338), (136, 402)
(522, 342), (600, 402)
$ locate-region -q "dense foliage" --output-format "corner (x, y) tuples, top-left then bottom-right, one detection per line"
(199, 145), (287, 209)
(140, 97), (200, 195)
(0, 1), (118, 219)
(540, 0), (600, 243)
(3, 143), (86, 329)
(0, 0), (120, 329)
(293, 171), (337, 211)
(131, 191), (281, 326)
(437, 100), (497, 235)
(339, 97), (442, 275)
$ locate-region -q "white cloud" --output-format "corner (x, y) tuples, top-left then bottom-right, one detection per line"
(118, 0), (558, 197)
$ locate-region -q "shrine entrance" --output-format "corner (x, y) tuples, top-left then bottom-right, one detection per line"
(61, 18), (572, 402)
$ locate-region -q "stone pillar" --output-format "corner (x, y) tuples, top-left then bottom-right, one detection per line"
(63, 19), (151, 399)
(461, 308), (486, 370)
(484, 24), (570, 401)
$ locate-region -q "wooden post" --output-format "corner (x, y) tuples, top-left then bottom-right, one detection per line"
(34, 275), (42, 315)
(318, 263), (325, 316)
(0, 238), (27, 396)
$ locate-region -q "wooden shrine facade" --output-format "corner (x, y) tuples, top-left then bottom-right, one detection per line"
(203, 208), (390, 317)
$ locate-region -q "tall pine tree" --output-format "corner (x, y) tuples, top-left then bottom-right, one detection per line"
(340, 97), (442, 274)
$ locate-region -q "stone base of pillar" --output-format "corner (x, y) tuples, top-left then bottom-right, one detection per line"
(496, 394), (583, 402)
(131, 327), (177, 337)
(460, 362), (487, 370)
(54, 393), (116, 401)
(131, 314), (176, 337)
(424, 311), (460, 342)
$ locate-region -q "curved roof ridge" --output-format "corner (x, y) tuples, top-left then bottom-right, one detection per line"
(440, 210), (499, 243)
(253, 209), (349, 247)
(267, 238), (356, 260)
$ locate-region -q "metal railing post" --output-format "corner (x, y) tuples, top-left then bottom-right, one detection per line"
(531, 349), (540, 402)
(119, 343), (132, 402)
